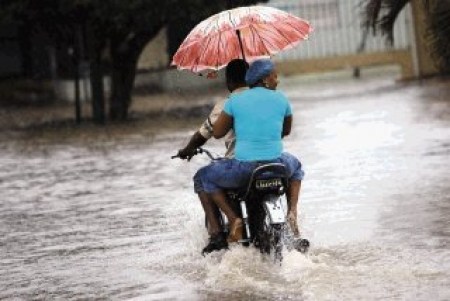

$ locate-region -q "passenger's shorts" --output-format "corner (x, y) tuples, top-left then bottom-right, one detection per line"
(193, 152), (305, 193)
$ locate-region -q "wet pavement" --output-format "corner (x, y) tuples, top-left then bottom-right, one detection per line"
(1, 72), (449, 300)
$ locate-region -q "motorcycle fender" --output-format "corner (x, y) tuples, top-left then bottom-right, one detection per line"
(263, 195), (286, 224)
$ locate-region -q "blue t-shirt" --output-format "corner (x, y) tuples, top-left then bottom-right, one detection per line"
(223, 87), (292, 161)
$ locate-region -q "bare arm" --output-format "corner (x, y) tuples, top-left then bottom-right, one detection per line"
(213, 112), (233, 139)
(177, 131), (208, 160)
(177, 100), (225, 160)
(282, 115), (292, 137)
(184, 131), (208, 149)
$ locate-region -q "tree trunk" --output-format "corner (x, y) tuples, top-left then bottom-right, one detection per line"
(109, 54), (138, 121)
(86, 22), (106, 124)
(108, 25), (165, 121)
(89, 56), (106, 124)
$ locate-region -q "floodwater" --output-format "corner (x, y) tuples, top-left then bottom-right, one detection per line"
(1, 73), (449, 300)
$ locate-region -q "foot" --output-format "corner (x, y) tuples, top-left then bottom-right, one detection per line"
(287, 211), (300, 237)
(227, 218), (243, 243)
(202, 232), (228, 256)
(293, 238), (310, 253)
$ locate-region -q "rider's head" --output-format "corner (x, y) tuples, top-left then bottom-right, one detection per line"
(225, 59), (249, 92)
(245, 59), (278, 90)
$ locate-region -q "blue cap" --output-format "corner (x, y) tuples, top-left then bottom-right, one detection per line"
(245, 59), (274, 85)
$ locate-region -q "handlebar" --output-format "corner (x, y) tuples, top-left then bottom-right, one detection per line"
(171, 147), (219, 161)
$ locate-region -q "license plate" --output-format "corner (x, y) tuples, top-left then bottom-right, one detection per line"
(255, 178), (283, 189)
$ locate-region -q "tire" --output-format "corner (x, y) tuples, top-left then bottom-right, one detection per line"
(268, 224), (284, 263)
(256, 216), (284, 263)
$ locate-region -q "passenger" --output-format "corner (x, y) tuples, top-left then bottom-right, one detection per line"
(195, 59), (304, 242)
(177, 59), (249, 254)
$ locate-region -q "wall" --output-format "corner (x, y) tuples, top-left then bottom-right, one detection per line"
(410, 0), (439, 77)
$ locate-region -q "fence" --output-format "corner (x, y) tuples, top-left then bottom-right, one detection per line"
(267, 0), (416, 77)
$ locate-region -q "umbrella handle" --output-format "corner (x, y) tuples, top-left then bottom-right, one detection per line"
(236, 30), (246, 62)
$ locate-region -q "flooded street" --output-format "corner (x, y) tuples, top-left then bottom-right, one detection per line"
(1, 74), (449, 300)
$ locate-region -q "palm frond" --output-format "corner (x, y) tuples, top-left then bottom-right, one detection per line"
(378, 0), (410, 44)
(361, 0), (382, 34)
(361, 0), (410, 45)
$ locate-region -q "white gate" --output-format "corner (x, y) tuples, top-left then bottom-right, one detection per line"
(267, 0), (415, 77)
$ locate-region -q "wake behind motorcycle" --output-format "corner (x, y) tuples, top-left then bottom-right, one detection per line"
(173, 148), (309, 262)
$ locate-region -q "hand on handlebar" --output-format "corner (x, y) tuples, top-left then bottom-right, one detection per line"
(171, 147), (216, 161)
(173, 147), (198, 161)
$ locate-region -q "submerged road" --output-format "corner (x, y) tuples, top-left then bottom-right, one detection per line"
(1, 74), (449, 300)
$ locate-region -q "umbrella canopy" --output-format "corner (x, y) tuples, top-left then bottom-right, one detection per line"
(171, 6), (313, 73)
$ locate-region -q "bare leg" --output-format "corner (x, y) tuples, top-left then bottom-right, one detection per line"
(198, 192), (228, 255)
(198, 192), (221, 236)
(287, 180), (301, 237)
(210, 191), (238, 221)
(210, 191), (243, 242)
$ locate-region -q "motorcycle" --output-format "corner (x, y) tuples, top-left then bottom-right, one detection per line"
(173, 148), (309, 262)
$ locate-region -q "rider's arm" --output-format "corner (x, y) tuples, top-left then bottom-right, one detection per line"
(177, 131), (207, 159)
(184, 131), (208, 150)
(213, 112), (233, 139)
(282, 115), (292, 137)
(177, 100), (225, 159)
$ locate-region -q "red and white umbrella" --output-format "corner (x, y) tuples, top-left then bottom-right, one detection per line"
(171, 5), (313, 73)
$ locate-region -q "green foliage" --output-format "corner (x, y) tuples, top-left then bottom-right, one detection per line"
(2, 0), (269, 120)
(361, 0), (450, 74)
(361, 0), (410, 44)
(2, 0), (268, 55)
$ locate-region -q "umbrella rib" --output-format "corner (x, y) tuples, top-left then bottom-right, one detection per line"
(257, 10), (277, 23)
(201, 36), (214, 68)
(250, 25), (258, 55)
(216, 16), (223, 68)
(178, 50), (187, 68)
(271, 24), (296, 47)
(217, 30), (223, 69)
(284, 19), (311, 38)
(176, 42), (191, 68)
(192, 35), (213, 72)
(204, 17), (216, 35)
(250, 25), (276, 55)
(228, 10), (237, 28)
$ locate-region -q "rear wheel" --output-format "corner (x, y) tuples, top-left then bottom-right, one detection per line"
(256, 216), (284, 263)
(269, 224), (284, 263)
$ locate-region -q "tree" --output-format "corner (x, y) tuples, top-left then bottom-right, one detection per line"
(2, 0), (267, 123)
(360, 0), (450, 74)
